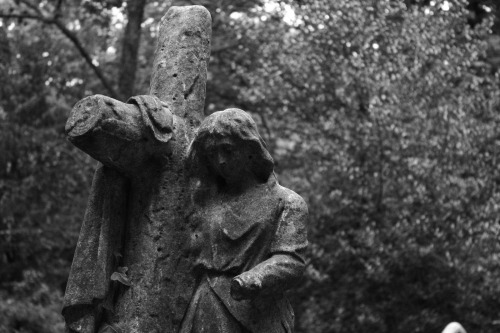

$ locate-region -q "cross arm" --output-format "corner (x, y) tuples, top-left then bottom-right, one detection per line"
(65, 94), (174, 175)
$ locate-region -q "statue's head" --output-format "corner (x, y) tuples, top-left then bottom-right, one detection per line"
(188, 108), (274, 185)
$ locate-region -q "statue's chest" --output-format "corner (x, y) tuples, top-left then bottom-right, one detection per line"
(193, 188), (280, 244)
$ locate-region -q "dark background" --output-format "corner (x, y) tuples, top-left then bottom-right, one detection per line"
(1, 0), (500, 332)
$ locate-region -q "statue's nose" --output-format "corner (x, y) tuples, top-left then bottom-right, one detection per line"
(217, 151), (227, 166)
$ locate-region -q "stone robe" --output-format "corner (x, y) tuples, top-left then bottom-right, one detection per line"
(63, 95), (193, 332)
(180, 176), (308, 333)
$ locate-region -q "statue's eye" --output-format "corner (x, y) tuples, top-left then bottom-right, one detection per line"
(221, 145), (234, 154)
(205, 147), (216, 157)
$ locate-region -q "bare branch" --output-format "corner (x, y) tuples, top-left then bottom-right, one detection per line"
(52, 19), (119, 98)
(18, 0), (43, 16)
(211, 41), (239, 54)
(54, 0), (64, 19)
(0, 7), (119, 98)
(55, 0), (64, 12)
(0, 13), (47, 21)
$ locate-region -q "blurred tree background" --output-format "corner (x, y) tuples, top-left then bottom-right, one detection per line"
(1, 0), (500, 332)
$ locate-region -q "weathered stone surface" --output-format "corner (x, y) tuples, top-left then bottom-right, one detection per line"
(66, 95), (173, 174)
(150, 5), (211, 128)
(63, 5), (212, 333)
(180, 109), (308, 332)
(63, 5), (308, 333)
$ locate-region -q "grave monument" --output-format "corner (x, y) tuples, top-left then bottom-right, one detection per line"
(62, 5), (307, 333)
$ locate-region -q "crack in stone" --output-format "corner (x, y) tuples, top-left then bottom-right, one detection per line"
(183, 74), (199, 100)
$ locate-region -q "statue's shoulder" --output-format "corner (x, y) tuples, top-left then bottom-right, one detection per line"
(273, 182), (308, 216)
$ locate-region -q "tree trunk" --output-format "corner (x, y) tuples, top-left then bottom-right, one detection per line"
(118, 0), (147, 100)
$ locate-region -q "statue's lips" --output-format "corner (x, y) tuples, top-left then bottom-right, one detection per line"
(65, 95), (102, 137)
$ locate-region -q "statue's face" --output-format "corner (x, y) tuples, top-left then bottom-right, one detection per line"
(204, 136), (248, 184)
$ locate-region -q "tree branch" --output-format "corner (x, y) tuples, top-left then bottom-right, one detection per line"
(51, 19), (119, 98)
(18, 0), (43, 16)
(0, 6), (119, 99)
(54, 0), (64, 19)
(0, 13), (46, 21)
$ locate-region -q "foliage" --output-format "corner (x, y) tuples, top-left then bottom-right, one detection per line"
(225, 0), (500, 332)
(0, 273), (65, 333)
(1, 0), (500, 332)
(0, 1), (100, 329)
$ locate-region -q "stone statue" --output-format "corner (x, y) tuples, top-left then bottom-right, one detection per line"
(62, 5), (308, 333)
(62, 5), (211, 333)
(180, 109), (308, 332)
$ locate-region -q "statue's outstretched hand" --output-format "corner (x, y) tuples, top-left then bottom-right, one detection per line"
(230, 273), (262, 301)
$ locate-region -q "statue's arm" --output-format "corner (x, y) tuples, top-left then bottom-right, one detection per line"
(231, 190), (308, 300)
(65, 94), (174, 175)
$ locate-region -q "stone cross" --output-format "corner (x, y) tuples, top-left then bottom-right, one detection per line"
(62, 6), (212, 333)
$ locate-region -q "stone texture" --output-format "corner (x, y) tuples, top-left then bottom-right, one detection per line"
(63, 5), (308, 333)
(66, 95), (173, 174)
(180, 109), (308, 333)
(150, 5), (211, 127)
(63, 5), (212, 333)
